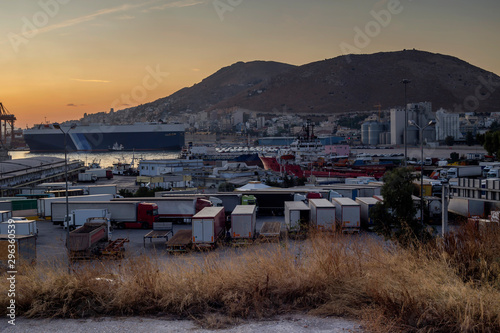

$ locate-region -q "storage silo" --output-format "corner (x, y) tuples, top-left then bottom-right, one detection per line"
(379, 132), (386, 145)
(407, 125), (419, 146)
(361, 122), (371, 145)
(368, 122), (381, 145)
(423, 126), (435, 143)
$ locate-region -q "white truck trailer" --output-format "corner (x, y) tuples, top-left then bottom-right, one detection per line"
(192, 207), (226, 248)
(112, 197), (212, 223)
(0, 219), (37, 236)
(38, 194), (114, 218)
(448, 198), (485, 218)
(230, 205), (257, 240)
(284, 201), (310, 232)
(355, 197), (379, 229)
(308, 198), (335, 230)
(332, 197), (361, 233)
(64, 208), (111, 230)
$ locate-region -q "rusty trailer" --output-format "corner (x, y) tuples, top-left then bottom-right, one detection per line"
(166, 229), (192, 253)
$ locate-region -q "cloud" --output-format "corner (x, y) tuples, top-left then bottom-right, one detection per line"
(36, 2), (157, 35)
(115, 14), (135, 20)
(71, 78), (111, 83)
(191, 68), (201, 72)
(145, 0), (207, 12)
(67, 103), (77, 107)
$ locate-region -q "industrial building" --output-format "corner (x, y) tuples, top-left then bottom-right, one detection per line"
(435, 108), (462, 141)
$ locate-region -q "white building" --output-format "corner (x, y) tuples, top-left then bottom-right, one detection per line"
(390, 108), (405, 145)
(435, 108), (461, 141)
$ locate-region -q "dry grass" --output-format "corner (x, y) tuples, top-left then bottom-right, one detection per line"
(2, 226), (499, 332)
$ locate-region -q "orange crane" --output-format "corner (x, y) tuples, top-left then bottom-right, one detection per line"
(0, 103), (16, 148)
(374, 103), (382, 122)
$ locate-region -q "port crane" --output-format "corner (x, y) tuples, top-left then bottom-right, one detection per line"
(0, 103), (16, 148)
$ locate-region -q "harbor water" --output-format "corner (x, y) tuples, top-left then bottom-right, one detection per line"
(9, 151), (179, 169)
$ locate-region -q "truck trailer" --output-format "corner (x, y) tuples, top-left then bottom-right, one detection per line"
(284, 201), (310, 233)
(192, 207), (225, 248)
(332, 197), (361, 233)
(112, 197), (212, 223)
(355, 197), (379, 229)
(51, 201), (158, 229)
(308, 198), (335, 230)
(231, 205), (257, 240)
(64, 208), (111, 230)
(38, 194), (114, 218)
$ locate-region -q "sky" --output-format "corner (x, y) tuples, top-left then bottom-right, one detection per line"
(0, 0), (499, 128)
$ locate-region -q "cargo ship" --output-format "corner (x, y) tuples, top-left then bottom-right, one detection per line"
(23, 123), (186, 152)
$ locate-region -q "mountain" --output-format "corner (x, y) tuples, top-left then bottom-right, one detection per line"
(79, 50), (500, 124)
(212, 50), (500, 114)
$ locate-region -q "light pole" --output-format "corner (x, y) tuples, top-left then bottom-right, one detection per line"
(409, 119), (436, 224)
(402, 79), (411, 167)
(53, 122), (76, 269)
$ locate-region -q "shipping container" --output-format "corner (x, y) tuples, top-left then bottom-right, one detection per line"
(284, 201), (310, 232)
(192, 207), (225, 247)
(86, 185), (117, 196)
(0, 210), (12, 222)
(308, 198), (335, 230)
(0, 234), (36, 268)
(231, 205), (257, 239)
(0, 220), (37, 236)
(355, 197), (379, 229)
(331, 197), (361, 232)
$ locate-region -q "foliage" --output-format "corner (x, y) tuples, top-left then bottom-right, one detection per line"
(370, 167), (432, 247)
(444, 135), (454, 146)
(218, 182), (235, 192)
(133, 186), (166, 197)
(450, 152), (459, 161)
(4, 228), (499, 332)
(465, 131), (475, 146)
(482, 130), (500, 156)
(118, 189), (134, 198)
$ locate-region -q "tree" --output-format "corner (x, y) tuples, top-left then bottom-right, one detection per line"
(483, 130), (500, 156)
(465, 131), (475, 146)
(444, 135), (454, 146)
(370, 167), (431, 247)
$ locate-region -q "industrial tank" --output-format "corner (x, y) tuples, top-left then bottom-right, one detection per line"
(423, 126), (435, 143)
(368, 122), (381, 145)
(361, 122), (370, 145)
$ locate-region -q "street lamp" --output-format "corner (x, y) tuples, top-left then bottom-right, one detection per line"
(53, 122), (76, 269)
(408, 119), (436, 224)
(402, 79), (411, 167)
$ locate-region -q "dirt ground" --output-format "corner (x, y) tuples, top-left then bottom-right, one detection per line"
(0, 314), (365, 332)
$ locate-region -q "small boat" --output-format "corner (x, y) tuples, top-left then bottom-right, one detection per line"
(108, 142), (124, 151)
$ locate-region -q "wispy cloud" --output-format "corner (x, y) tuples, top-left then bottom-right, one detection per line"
(115, 14), (135, 20)
(191, 68), (201, 72)
(67, 103), (77, 107)
(145, 0), (207, 12)
(36, 2), (157, 35)
(71, 78), (111, 83)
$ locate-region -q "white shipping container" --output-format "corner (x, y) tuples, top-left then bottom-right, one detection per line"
(355, 197), (379, 228)
(332, 197), (360, 231)
(308, 199), (335, 229)
(86, 185), (117, 196)
(284, 201), (310, 232)
(0, 211), (12, 222)
(38, 194), (114, 218)
(0, 220), (37, 236)
(231, 205), (257, 239)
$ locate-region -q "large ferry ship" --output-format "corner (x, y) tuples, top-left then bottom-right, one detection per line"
(23, 122), (186, 152)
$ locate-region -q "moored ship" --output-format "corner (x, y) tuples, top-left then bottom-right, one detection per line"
(23, 122), (186, 152)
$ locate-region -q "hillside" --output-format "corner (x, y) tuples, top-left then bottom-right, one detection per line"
(213, 50), (500, 114)
(79, 50), (500, 124)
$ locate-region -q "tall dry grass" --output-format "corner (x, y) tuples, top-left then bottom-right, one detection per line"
(2, 226), (499, 332)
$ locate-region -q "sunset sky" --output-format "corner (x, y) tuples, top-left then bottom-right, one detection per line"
(1, 0), (499, 128)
